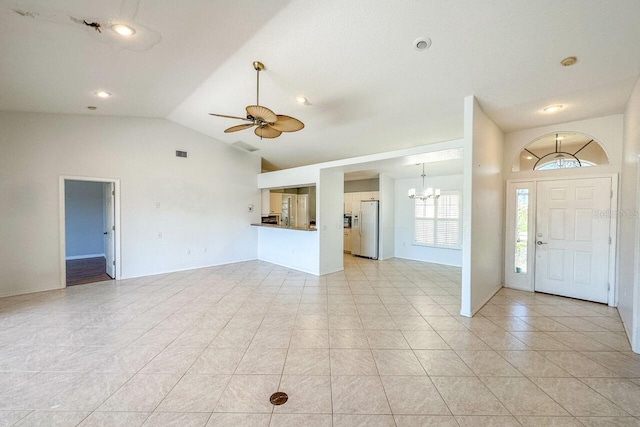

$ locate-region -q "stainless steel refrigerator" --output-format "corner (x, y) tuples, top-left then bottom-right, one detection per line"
(351, 200), (379, 259)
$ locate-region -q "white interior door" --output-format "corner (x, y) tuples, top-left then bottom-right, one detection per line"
(104, 182), (115, 278)
(535, 177), (611, 303)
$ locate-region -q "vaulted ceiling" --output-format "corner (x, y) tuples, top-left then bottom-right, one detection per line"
(2, 0), (639, 170)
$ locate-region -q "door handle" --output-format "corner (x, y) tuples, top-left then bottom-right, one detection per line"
(103, 232), (108, 235)
(536, 241), (547, 245)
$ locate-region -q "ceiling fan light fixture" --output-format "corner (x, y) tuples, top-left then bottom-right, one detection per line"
(543, 104), (563, 113)
(112, 24), (136, 36)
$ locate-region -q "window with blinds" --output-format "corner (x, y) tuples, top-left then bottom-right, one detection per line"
(414, 191), (461, 248)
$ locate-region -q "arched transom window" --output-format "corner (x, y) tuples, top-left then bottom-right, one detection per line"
(512, 132), (609, 172)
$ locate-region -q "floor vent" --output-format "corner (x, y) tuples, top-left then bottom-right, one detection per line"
(270, 392), (288, 405)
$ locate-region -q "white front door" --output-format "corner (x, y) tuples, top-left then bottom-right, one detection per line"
(534, 177), (611, 303)
(104, 182), (116, 278)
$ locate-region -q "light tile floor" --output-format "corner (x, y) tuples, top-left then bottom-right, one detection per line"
(0, 256), (639, 426)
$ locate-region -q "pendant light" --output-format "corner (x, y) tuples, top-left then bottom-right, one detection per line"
(408, 163), (440, 201)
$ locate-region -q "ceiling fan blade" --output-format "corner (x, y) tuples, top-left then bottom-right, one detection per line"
(254, 125), (282, 139)
(224, 124), (254, 133)
(209, 113), (251, 121)
(270, 115), (304, 132)
(246, 105), (277, 123)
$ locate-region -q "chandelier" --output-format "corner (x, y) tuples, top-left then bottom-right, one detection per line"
(408, 163), (440, 201)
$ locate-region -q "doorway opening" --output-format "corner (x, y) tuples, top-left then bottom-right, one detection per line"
(59, 176), (121, 287)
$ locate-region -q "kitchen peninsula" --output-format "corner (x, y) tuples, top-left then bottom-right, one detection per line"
(251, 223), (317, 231)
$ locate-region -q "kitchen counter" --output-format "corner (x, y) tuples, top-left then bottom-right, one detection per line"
(251, 223), (317, 232)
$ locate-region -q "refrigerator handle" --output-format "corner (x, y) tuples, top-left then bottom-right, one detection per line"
(359, 211), (362, 236)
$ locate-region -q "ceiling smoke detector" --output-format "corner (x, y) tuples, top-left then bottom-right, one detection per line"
(561, 56), (577, 67)
(413, 37), (432, 51)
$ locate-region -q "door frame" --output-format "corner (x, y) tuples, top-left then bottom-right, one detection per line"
(504, 173), (618, 306)
(59, 175), (122, 287)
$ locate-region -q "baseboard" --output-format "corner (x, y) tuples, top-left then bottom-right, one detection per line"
(393, 255), (462, 268)
(318, 266), (344, 276)
(65, 253), (105, 260)
(0, 284), (65, 299)
(118, 257), (260, 280)
(470, 283), (504, 317)
(503, 284), (534, 292)
(256, 257), (319, 276)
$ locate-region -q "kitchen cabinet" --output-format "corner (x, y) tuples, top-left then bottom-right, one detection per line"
(344, 191), (379, 215)
(344, 193), (354, 214)
(343, 228), (351, 253)
(269, 192), (282, 214)
(261, 189), (270, 216)
(362, 191), (379, 201)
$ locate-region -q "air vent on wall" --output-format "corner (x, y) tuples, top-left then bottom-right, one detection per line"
(232, 140), (259, 152)
(176, 150), (187, 158)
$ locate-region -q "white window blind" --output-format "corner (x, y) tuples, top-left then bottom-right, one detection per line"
(414, 192), (461, 248)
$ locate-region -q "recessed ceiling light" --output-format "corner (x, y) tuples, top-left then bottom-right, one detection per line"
(112, 24), (136, 37)
(526, 156), (533, 160)
(296, 96), (307, 104)
(413, 37), (432, 51)
(95, 90), (111, 98)
(561, 56), (577, 67)
(556, 135), (565, 140)
(543, 104), (563, 113)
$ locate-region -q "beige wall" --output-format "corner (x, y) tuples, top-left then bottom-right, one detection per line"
(461, 96), (505, 316)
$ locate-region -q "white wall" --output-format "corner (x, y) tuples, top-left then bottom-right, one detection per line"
(379, 173), (395, 260)
(318, 169), (344, 275)
(394, 175), (463, 266)
(257, 227), (319, 274)
(0, 112), (260, 297)
(64, 180), (105, 258)
(461, 96), (505, 316)
(619, 76), (640, 353)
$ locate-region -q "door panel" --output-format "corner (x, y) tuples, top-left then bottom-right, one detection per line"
(104, 182), (115, 278)
(535, 178), (610, 303)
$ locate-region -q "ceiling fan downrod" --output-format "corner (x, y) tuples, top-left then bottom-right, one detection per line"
(253, 61), (264, 107)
